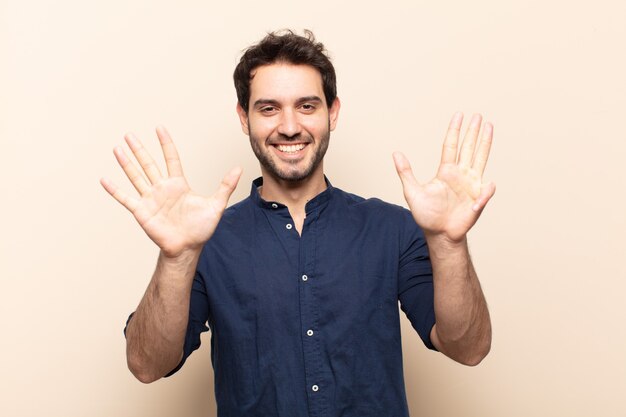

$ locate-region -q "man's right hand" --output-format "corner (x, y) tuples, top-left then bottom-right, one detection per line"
(100, 126), (242, 259)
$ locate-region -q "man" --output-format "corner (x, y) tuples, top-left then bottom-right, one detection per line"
(101, 30), (495, 416)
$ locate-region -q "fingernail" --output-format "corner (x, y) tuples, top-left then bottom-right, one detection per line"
(124, 133), (137, 144)
(114, 146), (128, 161)
(454, 112), (463, 125)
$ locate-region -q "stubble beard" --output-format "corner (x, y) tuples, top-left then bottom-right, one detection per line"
(249, 123), (331, 183)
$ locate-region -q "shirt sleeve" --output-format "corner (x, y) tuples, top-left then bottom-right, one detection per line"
(397, 208), (438, 351)
(122, 269), (211, 377)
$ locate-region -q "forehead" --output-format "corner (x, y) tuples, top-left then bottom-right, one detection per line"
(249, 63), (325, 104)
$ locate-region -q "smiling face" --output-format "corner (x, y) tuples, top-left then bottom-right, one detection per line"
(237, 63), (340, 183)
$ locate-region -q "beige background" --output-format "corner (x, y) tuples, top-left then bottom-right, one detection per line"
(1, 0), (625, 416)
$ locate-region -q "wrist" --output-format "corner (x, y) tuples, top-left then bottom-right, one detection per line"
(425, 233), (468, 257)
(156, 248), (202, 283)
(160, 246), (202, 263)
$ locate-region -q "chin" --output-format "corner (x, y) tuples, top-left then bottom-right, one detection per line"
(273, 170), (313, 182)
(269, 162), (319, 182)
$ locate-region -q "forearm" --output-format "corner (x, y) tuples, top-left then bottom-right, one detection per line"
(125, 249), (201, 383)
(427, 235), (491, 365)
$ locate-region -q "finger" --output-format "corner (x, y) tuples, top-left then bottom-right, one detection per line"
(392, 152), (421, 191)
(440, 112), (463, 165)
(472, 181), (496, 212)
(458, 114), (482, 166)
(100, 177), (139, 212)
(124, 133), (163, 184)
(156, 125), (184, 177)
(213, 166), (243, 206)
(471, 122), (493, 177)
(113, 146), (150, 195)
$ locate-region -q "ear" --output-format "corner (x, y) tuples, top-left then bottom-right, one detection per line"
(328, 97), (341, 131)
(236, 102), (250, 135)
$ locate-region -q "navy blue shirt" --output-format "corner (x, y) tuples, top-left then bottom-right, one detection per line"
(130, 177), (437, 416)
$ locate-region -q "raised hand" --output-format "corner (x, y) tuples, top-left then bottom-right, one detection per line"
(100, 126), (242, 258)
(393, 112), (495, 243)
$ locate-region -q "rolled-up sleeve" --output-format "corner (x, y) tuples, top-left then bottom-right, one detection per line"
(397, 209), (437, 351)
(123, 270), (210, 377)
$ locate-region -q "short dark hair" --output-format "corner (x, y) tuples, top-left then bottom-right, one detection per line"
(233, 29), (337, 113)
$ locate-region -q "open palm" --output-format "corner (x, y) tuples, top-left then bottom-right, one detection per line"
(394, 113), (495, 243)
(101, 126), (241, 258)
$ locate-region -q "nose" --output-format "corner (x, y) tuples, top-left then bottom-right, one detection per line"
(277, 108), (302, 138)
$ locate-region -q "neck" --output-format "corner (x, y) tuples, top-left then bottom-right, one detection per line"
(260, 166), (326, 209)
(259, 164), (327, 234)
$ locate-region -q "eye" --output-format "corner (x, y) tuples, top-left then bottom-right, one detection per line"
(300, 103), (316, 112)
(260, 106), (278, 115)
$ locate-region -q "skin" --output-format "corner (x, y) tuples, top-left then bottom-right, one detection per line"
(394, 112), (495, 365)
(100, 127), (242, 382)
(236, 63), (340, 234)
(101, 62), (494, 382)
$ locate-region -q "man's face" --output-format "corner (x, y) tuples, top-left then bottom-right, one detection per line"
(237, 63), (340, 182)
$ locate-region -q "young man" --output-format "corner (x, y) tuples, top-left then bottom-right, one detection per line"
(101, 30), (495, 417)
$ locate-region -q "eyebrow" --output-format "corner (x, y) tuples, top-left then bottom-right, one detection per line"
(252, 96), (324, 109)
(253, 99), (280, 108)
(295, 96), (323, 105)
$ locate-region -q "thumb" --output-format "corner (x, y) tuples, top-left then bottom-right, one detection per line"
(472, 181), (496, 212)
(214, 166), (243, 205)
(392, 152), (420, 191)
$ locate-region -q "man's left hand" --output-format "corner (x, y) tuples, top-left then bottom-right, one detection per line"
(393, 112), (495, 244)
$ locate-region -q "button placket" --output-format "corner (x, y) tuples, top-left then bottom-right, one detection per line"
(298, 211), (327, 414)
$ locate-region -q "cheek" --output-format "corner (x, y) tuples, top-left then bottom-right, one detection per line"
(302, 116), (329, 134)
(250, 118), (277, 137)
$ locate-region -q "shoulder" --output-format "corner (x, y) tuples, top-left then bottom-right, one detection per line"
(332, 186), (425, 244)
(196, 195), (254, 268)
(221, 195), (252, 220)
(205, 196), (255, 242)
(333, 186), (413, 222)
(220, 192), (260, 224)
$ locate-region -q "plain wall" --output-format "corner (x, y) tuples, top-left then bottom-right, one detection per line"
(1, 0), (625, 416)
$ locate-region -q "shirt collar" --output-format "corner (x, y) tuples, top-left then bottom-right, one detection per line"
(250, 176), (334, 214)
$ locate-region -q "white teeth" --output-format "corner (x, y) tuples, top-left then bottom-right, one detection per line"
(276, 143), (306, 153)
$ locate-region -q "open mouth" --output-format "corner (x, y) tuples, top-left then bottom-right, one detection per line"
(272, 143), (308, 154)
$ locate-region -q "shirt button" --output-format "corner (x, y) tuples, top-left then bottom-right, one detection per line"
(302, 275), (308, 282)
(312, 385), (319, 392)
(286, 224), (292, 230)
(307, 329), (314, 336)
(271, 203), (278, 209)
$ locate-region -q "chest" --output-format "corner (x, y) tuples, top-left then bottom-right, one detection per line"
(202, 210), (402, 329)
